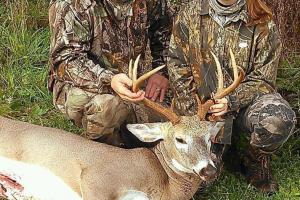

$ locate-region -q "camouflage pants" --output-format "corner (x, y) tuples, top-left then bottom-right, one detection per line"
(53, 81), (162, 141)
(234, 93), (296, 153)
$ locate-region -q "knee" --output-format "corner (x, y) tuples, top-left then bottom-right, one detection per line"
(85, 94), (124, 114)
(66, 87), (90, 109)
(248, 93), (296, 152)
(83, 94), (131, 139)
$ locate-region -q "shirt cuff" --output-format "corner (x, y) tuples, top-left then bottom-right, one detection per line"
(226, 94), (240, 112)
(97, 68), (115, 94)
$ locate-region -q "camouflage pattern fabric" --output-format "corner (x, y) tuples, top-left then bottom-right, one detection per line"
(49, 0), (173, 92)
(58, 86), (133, 139)
(168, 0), (281, 115)
(53, 80), (164, 140)
(234, 93), (296, 153)
(48, 0), (173, 139)
(167, 0), (296, 146)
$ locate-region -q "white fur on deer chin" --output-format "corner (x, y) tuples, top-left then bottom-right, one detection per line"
(171, 159), (194, 174)
(120, 190), (149, 200)
(0, 156), (82, 200)
(192, 160), (209, 174)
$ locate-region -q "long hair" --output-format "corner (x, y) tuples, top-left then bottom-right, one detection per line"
(247, 0), (273, 25)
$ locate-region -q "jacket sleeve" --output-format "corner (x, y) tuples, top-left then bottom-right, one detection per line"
(49, 1), (114, 94)
(167, 10), (198, 115)
(228, 21), (282, 111)
(148, 0), (174, 76)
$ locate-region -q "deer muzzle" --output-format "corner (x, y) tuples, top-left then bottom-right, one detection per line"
(199, 163), (218, 182)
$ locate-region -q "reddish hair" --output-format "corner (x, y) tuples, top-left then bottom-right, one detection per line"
(247, 0), (273, 25)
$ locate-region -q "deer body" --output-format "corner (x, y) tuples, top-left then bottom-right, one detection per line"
(0, 116), (215, 200)
(0, 51), (244, 200)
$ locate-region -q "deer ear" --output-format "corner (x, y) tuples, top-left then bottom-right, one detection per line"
(126, 122), (169, 143)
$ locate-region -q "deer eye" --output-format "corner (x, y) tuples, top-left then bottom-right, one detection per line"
(175, 138), (187, 144)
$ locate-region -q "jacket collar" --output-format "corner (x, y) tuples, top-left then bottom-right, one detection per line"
(199, 0), (248, 24)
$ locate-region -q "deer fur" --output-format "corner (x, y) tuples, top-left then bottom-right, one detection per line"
(0, 116), (224, 200)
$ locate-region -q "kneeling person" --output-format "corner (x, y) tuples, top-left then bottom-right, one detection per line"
(48, 0), (173, 146)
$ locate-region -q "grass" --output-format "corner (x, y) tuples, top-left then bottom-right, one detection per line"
(0, 0), (82, 132)
(0, 1), (299, 200)
(199, 139), (300, 200)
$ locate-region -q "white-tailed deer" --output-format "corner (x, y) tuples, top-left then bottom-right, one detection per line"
(0, 50), (244, 200)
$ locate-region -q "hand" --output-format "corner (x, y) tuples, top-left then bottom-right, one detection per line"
(209, 98), (229, 117)
(145, 73), (168, 102)
(111, 73), (145, 102)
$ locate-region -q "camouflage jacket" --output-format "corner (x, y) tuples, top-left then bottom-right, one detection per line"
(168, 0), (282, 116)
(48, 0), (173, 93)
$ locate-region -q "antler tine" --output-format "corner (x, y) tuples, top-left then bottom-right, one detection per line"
(196, 50), (245, 121)
(210, 51), (224, 93)
(195, 94), (215, 121)
(132, 65), (165, 93)
(129, 54), (181, 124)
(132, 54), (141, 82)
(128, 59), (133, 79)
(229, 48), (238, 80)
(195, 95), (205, 120)
(214, 49), (245, 99)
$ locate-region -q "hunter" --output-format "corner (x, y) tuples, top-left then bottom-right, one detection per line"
(168, 0), (296, 194)
(48, 0), (173, 146)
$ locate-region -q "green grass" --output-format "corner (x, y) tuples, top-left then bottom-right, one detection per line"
(0, 1), (299, 200)
(198, 141), (300, 200)
(0, 0), (82, 132)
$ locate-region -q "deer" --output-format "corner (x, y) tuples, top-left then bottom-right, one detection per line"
(0, 49), (244, 200)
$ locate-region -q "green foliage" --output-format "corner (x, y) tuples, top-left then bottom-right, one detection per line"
(277, 57), (300, 94)
(0, 1), (299, 200)
(0, 0), (81, 133)
(277, 57), (300, 126)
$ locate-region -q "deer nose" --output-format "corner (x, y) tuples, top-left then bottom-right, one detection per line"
(199, 164), (217, 181)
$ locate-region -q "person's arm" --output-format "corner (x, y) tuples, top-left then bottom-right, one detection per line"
(227, 21), (282, 112)
(49, 1), (114, 94)
(167, 9), (198, 116)
(145, 0), (174, 102)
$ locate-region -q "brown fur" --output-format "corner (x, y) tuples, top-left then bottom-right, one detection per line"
(0, 116), (223, 200)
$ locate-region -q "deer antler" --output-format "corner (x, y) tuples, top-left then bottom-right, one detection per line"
(129, 55), (181, 124)
(213, 48), (245, 99)
(197, 48), (245, 120)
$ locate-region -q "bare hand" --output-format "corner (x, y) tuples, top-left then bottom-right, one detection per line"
(111, 73), (145, 102)
(145, 73), (168, 102)
(209, 98), (229, 117)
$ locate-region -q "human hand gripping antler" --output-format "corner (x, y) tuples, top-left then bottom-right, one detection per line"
(110, 55), (180, 124)
(114, 50), (244, 124)
(111, 61), (145, 102)
(198, 48), (245, 121)
(128, 55), (181, 124)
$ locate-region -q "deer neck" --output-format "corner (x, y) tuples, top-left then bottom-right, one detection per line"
(152, 142), (201, 200)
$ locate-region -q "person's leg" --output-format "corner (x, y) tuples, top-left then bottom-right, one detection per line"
(81, 93), (134, 145)
(234, 93), (296, 194)
(53, 82), (134, 146)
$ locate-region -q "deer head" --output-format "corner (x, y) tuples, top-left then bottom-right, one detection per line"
(127, 50), (245, 181)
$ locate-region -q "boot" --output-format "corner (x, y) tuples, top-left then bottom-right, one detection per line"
(242, 146), (279, 195)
